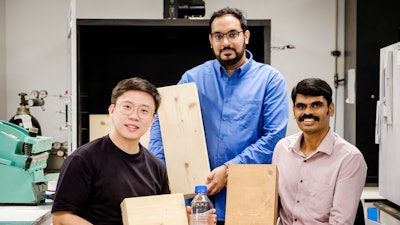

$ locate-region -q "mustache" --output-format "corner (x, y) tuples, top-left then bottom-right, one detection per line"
(222, 47), (234, 51)
(299, 114), (320, 122)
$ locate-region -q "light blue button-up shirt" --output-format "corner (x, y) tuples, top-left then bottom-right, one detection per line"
(149, 50), (289, 221)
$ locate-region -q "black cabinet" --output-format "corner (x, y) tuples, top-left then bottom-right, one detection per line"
(76, 19), (271, 146)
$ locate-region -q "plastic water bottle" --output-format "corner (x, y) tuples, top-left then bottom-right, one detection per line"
(190, 185), (214, 225)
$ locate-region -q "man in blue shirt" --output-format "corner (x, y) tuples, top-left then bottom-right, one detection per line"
(149, 7), (289, 224)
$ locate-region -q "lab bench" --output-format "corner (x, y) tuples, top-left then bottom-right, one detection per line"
(0, 201), (52, 225)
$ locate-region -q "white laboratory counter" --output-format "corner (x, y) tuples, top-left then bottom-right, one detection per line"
(0, 201), (52, 225)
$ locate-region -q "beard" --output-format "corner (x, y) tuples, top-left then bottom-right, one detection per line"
(214, 42), (246, 67)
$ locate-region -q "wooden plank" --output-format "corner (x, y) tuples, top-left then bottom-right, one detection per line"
(121, 193), (188, 225)
(225, 164), (278, 225)
(89, 114), (150, 147)
(89, 114), (112, 141)
(157, 83), (210, 197)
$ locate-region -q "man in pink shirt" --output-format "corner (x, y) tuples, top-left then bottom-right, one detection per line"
(272, 78), (367, 225)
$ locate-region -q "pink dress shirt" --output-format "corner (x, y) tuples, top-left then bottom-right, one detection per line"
(272, 128), (367, 225)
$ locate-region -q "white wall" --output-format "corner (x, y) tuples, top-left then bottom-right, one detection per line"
(5, 0), (70, 143)
(76, 0), (163, 19)
(5, 0), (345, 145)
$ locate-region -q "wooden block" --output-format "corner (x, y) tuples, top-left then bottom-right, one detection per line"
(89, 114), (112, 141)
(225, 164), (278, 225)
(121, 193), (188, 225)
(157, 83), (210, 197)
(89, 114), (150, 147)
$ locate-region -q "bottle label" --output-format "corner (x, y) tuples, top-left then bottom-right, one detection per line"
(189, 213), (209, 225)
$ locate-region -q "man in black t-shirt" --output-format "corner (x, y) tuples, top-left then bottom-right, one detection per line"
(52, 77), (171, 225)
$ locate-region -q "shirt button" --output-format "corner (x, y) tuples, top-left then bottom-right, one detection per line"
(297, 200), (300, 203)
(294, 219), (297, 221)
(300, 180), (303, 183)
(303, 160), (307, 163)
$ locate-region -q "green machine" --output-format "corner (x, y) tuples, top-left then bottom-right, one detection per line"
(0, 120), (56, 205)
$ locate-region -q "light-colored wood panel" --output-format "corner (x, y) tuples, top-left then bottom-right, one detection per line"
(225, 164), (278, 225)
(121, 193), (188, 225)
(89, 114), (112, 141)
(157, 83), (210, 197)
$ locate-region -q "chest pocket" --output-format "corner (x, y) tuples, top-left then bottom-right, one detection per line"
(232, 100), (262, 129)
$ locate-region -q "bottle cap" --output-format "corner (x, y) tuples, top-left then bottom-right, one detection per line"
(194, 185), (207, 194)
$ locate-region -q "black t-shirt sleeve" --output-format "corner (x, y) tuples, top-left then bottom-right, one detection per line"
(52, 153), (93, 214)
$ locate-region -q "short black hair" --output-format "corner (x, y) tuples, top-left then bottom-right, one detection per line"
(209, 7), (248, 33)
(111, 77), (161, 112)
(291, 78), (332, 106)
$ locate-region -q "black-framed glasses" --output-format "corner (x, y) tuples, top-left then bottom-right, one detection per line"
(116, 102), (155, 119)
(210, 30), (244, 42)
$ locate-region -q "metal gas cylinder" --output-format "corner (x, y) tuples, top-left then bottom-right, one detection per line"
(9, 92), (42, 135)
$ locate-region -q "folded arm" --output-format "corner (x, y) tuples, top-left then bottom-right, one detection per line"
(52, 211), (93, 225)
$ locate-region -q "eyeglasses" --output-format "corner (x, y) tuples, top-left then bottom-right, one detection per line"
(116, 102), (155, 119)
(211, 30), (244, 42)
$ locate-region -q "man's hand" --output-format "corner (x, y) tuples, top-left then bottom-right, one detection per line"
(205, 164), (228, 196)
(186, 206), (217, 225)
